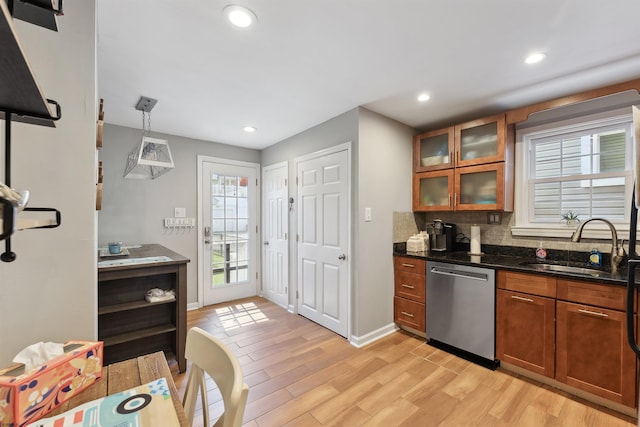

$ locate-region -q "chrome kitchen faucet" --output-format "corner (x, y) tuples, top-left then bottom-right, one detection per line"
(570, 218), (626, 274)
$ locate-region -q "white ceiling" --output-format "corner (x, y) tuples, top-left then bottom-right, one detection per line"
(97, 0), (640, 150)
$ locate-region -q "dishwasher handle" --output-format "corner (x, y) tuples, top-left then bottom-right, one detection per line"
(429, 266), (489, 282)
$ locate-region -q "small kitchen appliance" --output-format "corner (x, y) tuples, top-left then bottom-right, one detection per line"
(426, 220), (456, 252)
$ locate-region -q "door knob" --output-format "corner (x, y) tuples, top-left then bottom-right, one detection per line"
(264, 241), (269, 246)
(338, 254), (346, 260)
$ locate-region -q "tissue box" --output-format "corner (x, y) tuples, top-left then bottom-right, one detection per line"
(0, 341), (103, 427)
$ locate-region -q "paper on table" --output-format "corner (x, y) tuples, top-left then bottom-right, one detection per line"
(26, 378), (180, 427)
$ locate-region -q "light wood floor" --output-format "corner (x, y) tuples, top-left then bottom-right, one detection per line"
(169, 297), (638, 426)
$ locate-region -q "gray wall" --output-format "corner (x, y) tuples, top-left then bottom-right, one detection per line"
(98, 124), (260, 304)
(356, 108), (414, 338)
(0, 1), (97, 365)
(261, 107), (416, 341)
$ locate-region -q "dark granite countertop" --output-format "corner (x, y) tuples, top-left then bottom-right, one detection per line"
(393, 242), (632, 286)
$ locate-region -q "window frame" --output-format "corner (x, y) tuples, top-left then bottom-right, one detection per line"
(513, 107), (634, 240)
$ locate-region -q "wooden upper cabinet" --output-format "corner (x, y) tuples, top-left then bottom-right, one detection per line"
(412, 113), (515, 212)
(454, 114), (511, 167)
(413, 170), (454, 211)
(455, 163), (509, 211)
(414, 127), (455, 173)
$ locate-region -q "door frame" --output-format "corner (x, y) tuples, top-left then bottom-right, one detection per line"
(196, 155), (261, 308)
(293, 142), (352, 338)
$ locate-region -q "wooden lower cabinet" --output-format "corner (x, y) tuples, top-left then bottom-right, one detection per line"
(393, 256), (426, 334)
(556, 300), (637, 408)
(394, 296), (426, 331)
(496, 289), (555, 378)
(496, 270), (638, 409)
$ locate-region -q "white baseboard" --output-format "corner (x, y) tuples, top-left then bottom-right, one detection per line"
(349, 322), (399, 348)
(187, 302), (200, 311)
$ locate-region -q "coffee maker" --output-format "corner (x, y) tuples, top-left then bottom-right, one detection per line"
(426, 220), (456, 252)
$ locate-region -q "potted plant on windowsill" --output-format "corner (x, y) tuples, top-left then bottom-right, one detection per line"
(561, 211), (581, 227)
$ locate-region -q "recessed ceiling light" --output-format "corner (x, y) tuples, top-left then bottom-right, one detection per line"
(417, 93), (431, 102)
(223, 5), (258, 29)
(243, 126), (257, 133)
(525, 52), (546, 64)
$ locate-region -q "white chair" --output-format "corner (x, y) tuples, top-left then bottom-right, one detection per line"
(182, 327), (249, 427)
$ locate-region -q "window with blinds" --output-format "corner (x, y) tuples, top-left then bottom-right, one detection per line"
(527, 119), (632, 224)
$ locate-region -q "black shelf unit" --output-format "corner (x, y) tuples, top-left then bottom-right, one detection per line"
(0, 0), (62, 262)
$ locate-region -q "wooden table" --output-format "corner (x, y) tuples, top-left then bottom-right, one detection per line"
(47, 351), (188, 426)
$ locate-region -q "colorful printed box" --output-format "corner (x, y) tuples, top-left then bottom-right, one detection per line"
(0, 341), (103, 427)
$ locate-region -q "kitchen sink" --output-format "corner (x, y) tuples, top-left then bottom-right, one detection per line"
(519, 262), (606, 277)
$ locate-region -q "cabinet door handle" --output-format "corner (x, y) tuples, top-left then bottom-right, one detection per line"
(578, 308), (608, 318)
(401, 263), (415, 268)
(449, 152), (453, 166)
(401, 311), (415, 318)
(401, 284), (415, 289)
(511, 295), (534, 303)
(454, 193), (458, 207)
(448, 193), (451, 207)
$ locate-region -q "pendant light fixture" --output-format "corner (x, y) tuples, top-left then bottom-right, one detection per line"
(123, 96), (175, 179)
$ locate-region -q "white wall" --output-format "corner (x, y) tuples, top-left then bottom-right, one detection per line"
(355, 108), (414, 337)
(0, 1), (97, 365)
(97, 124), (260, 304)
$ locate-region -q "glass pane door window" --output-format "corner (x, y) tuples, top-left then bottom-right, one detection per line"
(414, 127), (454, 172)
(413, 170), (453, 211)
(210, 174), (250, 287)
(455, 163), (505, 211)
(455, 114), (507, 167)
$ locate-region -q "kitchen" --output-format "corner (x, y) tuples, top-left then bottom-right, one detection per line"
(2, 0), (640, 425)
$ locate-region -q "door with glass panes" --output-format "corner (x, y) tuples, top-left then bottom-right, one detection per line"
(201, 158), (259, 305)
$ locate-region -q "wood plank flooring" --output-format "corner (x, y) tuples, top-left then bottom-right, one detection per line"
(168, 297), (637, 426)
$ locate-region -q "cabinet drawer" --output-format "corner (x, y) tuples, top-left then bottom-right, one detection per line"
(497, 270), (556, 298)
(394, 256), (426, 274)
(556, 279), (627, 311)
(394, 270), (426, 302)
(394, 297), (425, 332)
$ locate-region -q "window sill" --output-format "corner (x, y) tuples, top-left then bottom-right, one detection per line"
(511, 225), (630, 240)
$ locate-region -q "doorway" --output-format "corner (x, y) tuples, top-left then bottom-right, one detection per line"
(198, 156), (260, 306)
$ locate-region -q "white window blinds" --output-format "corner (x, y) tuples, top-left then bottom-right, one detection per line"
(528, 121), (631, 223)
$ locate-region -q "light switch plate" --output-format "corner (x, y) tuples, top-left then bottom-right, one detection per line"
(175, 207), (186, 218)
(364, 207), (372, 222)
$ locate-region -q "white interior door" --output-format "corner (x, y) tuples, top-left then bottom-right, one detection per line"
(262, 162), (289, 309)
(199, 157), (259, 306)
(296, 144), (350, 337)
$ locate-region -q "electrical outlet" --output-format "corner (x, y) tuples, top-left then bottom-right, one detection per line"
(487, 212), (502, 224)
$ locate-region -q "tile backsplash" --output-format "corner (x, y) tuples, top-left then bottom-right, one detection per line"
(393, 211), (631, 255)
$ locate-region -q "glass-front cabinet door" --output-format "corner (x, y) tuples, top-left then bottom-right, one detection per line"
(413, 170), (454, 211)
(414, 127), (454, 172)
(455, 163), (506, 211)
(455, 114), (507, 167)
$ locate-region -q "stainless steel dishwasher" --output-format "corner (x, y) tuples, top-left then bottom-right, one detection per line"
(426, 260), (497, 368)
